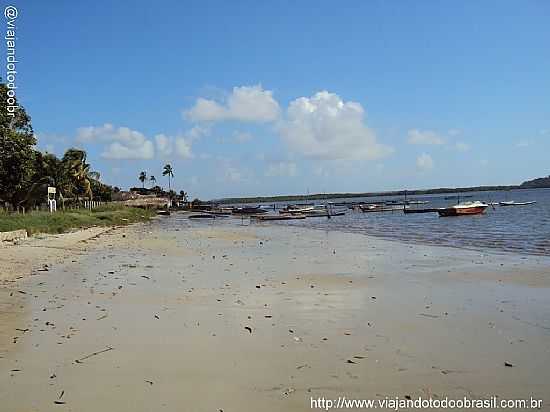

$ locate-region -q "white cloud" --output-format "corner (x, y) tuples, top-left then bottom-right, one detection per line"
(76, 124), (199, 160)
(154, 134), (173, 157)
(448, 129), (461, 136)
(102, 141), (154, 160)
(416, 153), (434, 171)
(175, 138), (192, 159)
(265, 161), (297, 177)
(279, 91), (393, 160)
(455, 141), (470, 152)
(407, 129), (446, 145)
(185, 85), (280, 123)
(76, 123), (155, 160)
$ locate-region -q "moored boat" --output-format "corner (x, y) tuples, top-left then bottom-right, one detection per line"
(232, 206), (268, 215)
(404, 208), (439, 214)
(252, 214), (306, 221)
(499, 201), (537, 206)
(438, 201), (488, 217)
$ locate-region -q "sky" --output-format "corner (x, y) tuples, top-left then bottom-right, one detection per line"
(3, 0), (549, 199)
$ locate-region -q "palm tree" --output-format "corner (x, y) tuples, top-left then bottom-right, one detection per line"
(62, 148), (95, 200)
(162, 164), (174, 191)
(179, 190), (188, 202)
(139, 171), (147, 188)
(149, 175), (156, 187)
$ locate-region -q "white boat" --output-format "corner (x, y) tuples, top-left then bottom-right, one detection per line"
(499, 201), (536, 206)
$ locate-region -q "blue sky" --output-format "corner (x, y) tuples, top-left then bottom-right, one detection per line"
(4, 0), (550, 199)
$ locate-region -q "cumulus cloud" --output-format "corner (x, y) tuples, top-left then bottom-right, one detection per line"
(175, 138), (192, 159)
(76, 123), (155, 160)
(265, 161), (297, 177)
(279, 91), (393, 160)
(154, 134), (173, 157)
(416, 153), (434, 171)
(407, 129), (446, 145)
(76, 123), (199, 160)
(185, 85), (280, 123)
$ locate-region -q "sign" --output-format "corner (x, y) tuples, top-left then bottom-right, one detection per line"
(47, 186), (56, 194)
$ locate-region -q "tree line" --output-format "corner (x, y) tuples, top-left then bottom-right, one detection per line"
(0, 83), (114, 210)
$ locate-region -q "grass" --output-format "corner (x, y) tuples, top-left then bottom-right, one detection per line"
(0, 205), (155, 235)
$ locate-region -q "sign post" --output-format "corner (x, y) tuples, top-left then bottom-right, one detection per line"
(47, 187), (57, 212)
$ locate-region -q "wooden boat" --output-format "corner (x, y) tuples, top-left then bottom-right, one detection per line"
(438, 201), (488, 217)
(252, 214), (306, 221)
(499, 201), (536, 206)
(188, 214), (215, 219)
(304, 210), (346, 217)
(360, 204), (395, 213)
(232, 206), (268, 215)
(404, 208), (439, 214)
(279, 206), (315, 214)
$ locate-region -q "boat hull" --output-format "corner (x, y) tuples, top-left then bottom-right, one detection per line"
(438, 206), (487, 217)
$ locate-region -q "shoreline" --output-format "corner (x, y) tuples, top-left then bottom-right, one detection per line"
(2, 215), (550, 286)
(1, 218), (549, 411)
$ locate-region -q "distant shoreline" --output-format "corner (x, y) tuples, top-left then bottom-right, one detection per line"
(216, 184), (549, 204)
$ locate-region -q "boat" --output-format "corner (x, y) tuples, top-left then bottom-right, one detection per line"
(279, 206), (315, 214)
(252, 214), (306, 221)
(437, 201), (488, 217)
(304, 210), (346, 217)
(188, 214), (216, 219)
(404, 208), (439, 214)
(359, 204), (396, 213)
(232, 206), (268, 215)
(499, 201), (537, 206)
(157, 210), (170, 216)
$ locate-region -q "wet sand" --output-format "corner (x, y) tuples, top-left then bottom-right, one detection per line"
(1, 218), (549, 411)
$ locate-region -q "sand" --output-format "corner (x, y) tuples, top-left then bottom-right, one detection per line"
(1, 217), (549, 411)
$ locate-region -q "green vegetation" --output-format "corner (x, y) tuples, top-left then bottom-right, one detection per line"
(0, 205), (154, 235)
(0, 82), (114, 210)
(520, 175), (550, 189)
(163, 164), (174, 191)
(217, 182), (547, 204)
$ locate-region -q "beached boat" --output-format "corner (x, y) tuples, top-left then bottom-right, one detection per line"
(188, 214), (216, 219)
(157, 210), (170, 216)
(232, 206), (268, 215)
(499, 201), (537, 206)
(437, 201), (488, 217)
(252, 214), (306, 221)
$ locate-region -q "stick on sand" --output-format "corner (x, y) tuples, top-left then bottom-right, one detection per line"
(75, 347), (113, 364)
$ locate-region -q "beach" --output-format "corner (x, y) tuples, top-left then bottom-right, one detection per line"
(1, 217), (549, 411)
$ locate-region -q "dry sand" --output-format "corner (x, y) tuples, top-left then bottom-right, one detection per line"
(1, 217), (549, 411)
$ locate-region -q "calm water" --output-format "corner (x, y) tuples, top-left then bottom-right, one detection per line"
(256, 188), (550, 256)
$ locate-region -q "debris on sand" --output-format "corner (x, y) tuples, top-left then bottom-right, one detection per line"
(74, 346), (113, 364)
(244, 326), (253, 334)
(504, 361), (514, 367)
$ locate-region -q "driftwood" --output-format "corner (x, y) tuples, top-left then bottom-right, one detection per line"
(75, 346), (113, 363)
